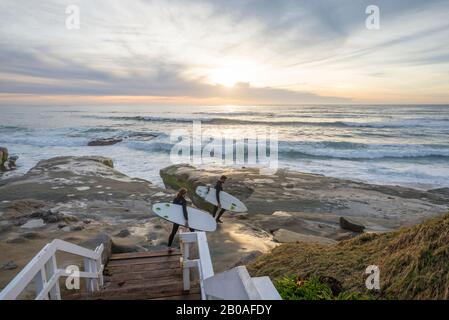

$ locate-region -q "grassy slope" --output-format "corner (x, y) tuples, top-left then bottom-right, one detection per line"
(248, 213), (449, 299)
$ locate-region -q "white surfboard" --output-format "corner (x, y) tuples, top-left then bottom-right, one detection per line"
(152, 202), (217, 232)
(196, 186), (248, 213)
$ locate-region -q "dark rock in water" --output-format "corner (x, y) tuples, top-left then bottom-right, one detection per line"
(339, 217), (365, 233)
(88, 138), (123, 146)
(1, 261), (18, 271)
(115, 229), (131, 238)
(83, 219), (92, 224)
(58, 224), (67, 229)
(0, 147), (19, 171)
(0, 147), (8, 169)
(81, 233), (112, 265)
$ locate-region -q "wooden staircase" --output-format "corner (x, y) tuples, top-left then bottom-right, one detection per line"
(71, 249), (200, 300)
(1, 233), (280, 300)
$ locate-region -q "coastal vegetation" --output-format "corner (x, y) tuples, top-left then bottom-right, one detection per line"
(248, 213), (449, 300)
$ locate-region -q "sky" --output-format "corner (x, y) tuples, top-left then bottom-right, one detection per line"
(1, 0), (449, 106)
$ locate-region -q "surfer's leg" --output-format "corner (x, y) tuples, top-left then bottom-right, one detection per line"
(216, 209), (226, 223)
(212, 205), (219, 217)
(168, 224), (179, 247)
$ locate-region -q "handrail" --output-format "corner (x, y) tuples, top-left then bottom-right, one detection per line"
(0, 239), (104, 300)
(180, 231), (282, 300)
(179, 231), (214, 300)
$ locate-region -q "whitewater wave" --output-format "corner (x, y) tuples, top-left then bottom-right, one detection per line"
(91, 115), (449, 129)
(278, 141), (449, 160)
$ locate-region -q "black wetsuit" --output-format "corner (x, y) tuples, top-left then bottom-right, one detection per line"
(168, 195), (194, 247)
(212, 180), (226, 219)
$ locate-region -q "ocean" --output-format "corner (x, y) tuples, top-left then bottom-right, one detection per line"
(1, 104), (449, 189)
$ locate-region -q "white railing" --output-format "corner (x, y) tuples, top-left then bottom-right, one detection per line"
(0, 239), (104, 300)
(180, 231), (214, 300)
(179, 231), (281, 300)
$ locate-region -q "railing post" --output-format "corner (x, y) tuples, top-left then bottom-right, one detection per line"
(96, 257), (104, 287)
(182, 241), (190, 291)
(34, 268), (48, 300)
(83, 258), (94, 293)
(46, 255), (61, 300)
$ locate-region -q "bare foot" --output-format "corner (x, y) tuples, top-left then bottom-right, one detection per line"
(168, 247), (174, 253)
(216, 219), (223, 224)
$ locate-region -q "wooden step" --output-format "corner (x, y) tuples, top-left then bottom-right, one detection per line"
(105, 260), (181, 274)
(107, 254), (180, 267)
(108, 268), (182, 282)
(109, 249), (181, 261)
(105, 275), (184, 290)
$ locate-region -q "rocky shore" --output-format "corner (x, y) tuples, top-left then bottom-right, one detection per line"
(1, 158), (448, 292)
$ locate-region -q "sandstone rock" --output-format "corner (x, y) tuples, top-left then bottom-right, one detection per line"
(88, 138), (122, 146)
(339, 217), (365, 233)
(273, 229), (336, 245)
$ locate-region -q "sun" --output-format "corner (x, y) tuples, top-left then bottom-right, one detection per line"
(210, 67), (239, 88)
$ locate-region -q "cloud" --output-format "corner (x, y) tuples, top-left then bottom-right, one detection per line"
(0, 0), (448, 105)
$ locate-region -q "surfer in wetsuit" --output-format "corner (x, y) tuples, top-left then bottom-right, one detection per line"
(168, 188), (194, 252)
(212, 175), (228, 223)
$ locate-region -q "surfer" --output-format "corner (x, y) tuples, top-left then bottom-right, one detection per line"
(212, 175), (228, 223)
(168, 188), (194, 252)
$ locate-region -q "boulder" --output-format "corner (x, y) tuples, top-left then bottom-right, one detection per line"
(273, 229), (336, 245)
(339, 217), (365, 233)
(0, 147), (8, 169)
(88, 138), (122, 146)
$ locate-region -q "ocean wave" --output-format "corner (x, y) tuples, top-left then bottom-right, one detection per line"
(278, 141), (449, 160)
(124, 138), (449, 160)
(92, 115), (449, 129)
